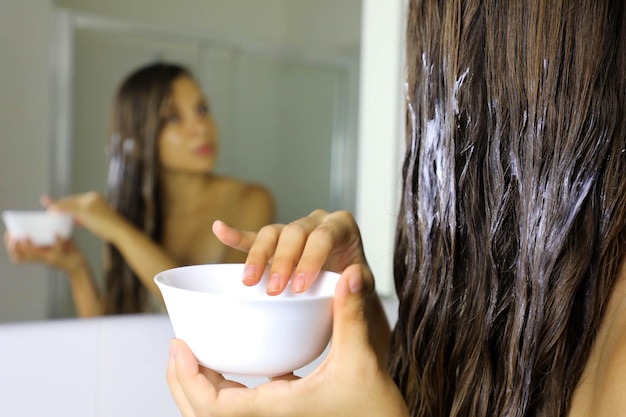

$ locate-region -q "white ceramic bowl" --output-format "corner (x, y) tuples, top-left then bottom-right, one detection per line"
(155, 263), (340, 377)
(2, 210), (74, 246)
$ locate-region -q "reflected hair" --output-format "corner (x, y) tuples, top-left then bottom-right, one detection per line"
(104, 62), (193, 314)
(390, 1), (625, 416)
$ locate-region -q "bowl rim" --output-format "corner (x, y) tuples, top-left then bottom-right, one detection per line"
(154, 263), (340, 303)
(2, 210), (74, 218)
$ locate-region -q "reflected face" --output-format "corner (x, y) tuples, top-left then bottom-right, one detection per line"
(158, 76), (219, 174)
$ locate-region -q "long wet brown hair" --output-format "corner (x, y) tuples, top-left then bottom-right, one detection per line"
(104, 62), (192, 314)
(390, 1), (626, 416)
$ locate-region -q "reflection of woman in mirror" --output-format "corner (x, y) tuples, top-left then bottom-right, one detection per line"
(166, 0), (626, 416)
(4, 62), (275, 317)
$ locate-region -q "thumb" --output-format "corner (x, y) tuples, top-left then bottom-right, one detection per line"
(212, 220), (257, 253)
(330, 264), (371, 357)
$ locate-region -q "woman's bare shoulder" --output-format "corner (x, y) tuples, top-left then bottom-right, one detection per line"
(213, 176), (273, 203)
(210, 175), (275, 228)
(584, 314), (626, 416)
(569, 261), (626, 416)
(238, 182), (275, 227)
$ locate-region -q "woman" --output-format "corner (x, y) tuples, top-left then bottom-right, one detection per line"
(4, 62), (274, 317)
(167, 0), (626, 416)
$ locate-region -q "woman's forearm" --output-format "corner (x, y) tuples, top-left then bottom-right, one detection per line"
(67, 259), (103, 317)
(46, 192), (179, 303)
(107, 217), (179, 302)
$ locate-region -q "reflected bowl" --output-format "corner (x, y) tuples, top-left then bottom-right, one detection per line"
(2, 210), (74, 246)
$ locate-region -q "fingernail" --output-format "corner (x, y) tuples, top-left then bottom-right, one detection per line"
(348, 273), (363, 294)
(292, 273), (307, 292)
(243, 264), (256, 285)
(169, 339), (178, 359)
(268, 273), (281, 294)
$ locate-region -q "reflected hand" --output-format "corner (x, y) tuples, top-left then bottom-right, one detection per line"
(42, 193), (124, 243)
(212, 209), (371, 296)
(166, 265), (409, 417)
(4, 232), (86, 273)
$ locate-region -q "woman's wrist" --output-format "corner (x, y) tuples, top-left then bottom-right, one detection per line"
(64, 252), (90, 278)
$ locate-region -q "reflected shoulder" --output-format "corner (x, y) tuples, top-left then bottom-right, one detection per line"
(242, 183), (275, 223)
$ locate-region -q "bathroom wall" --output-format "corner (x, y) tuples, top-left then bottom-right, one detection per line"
(54, 0), (361, 57)
(0, 0), (55, 322)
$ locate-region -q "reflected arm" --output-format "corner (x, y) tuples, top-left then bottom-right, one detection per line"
(106, 215), (178, 303)
(67, 256), (104, 317)
(47, 192), (177, 304)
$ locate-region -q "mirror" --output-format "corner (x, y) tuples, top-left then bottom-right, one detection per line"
(0, 0), (363, 322)
(54, 9), (360, 222)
